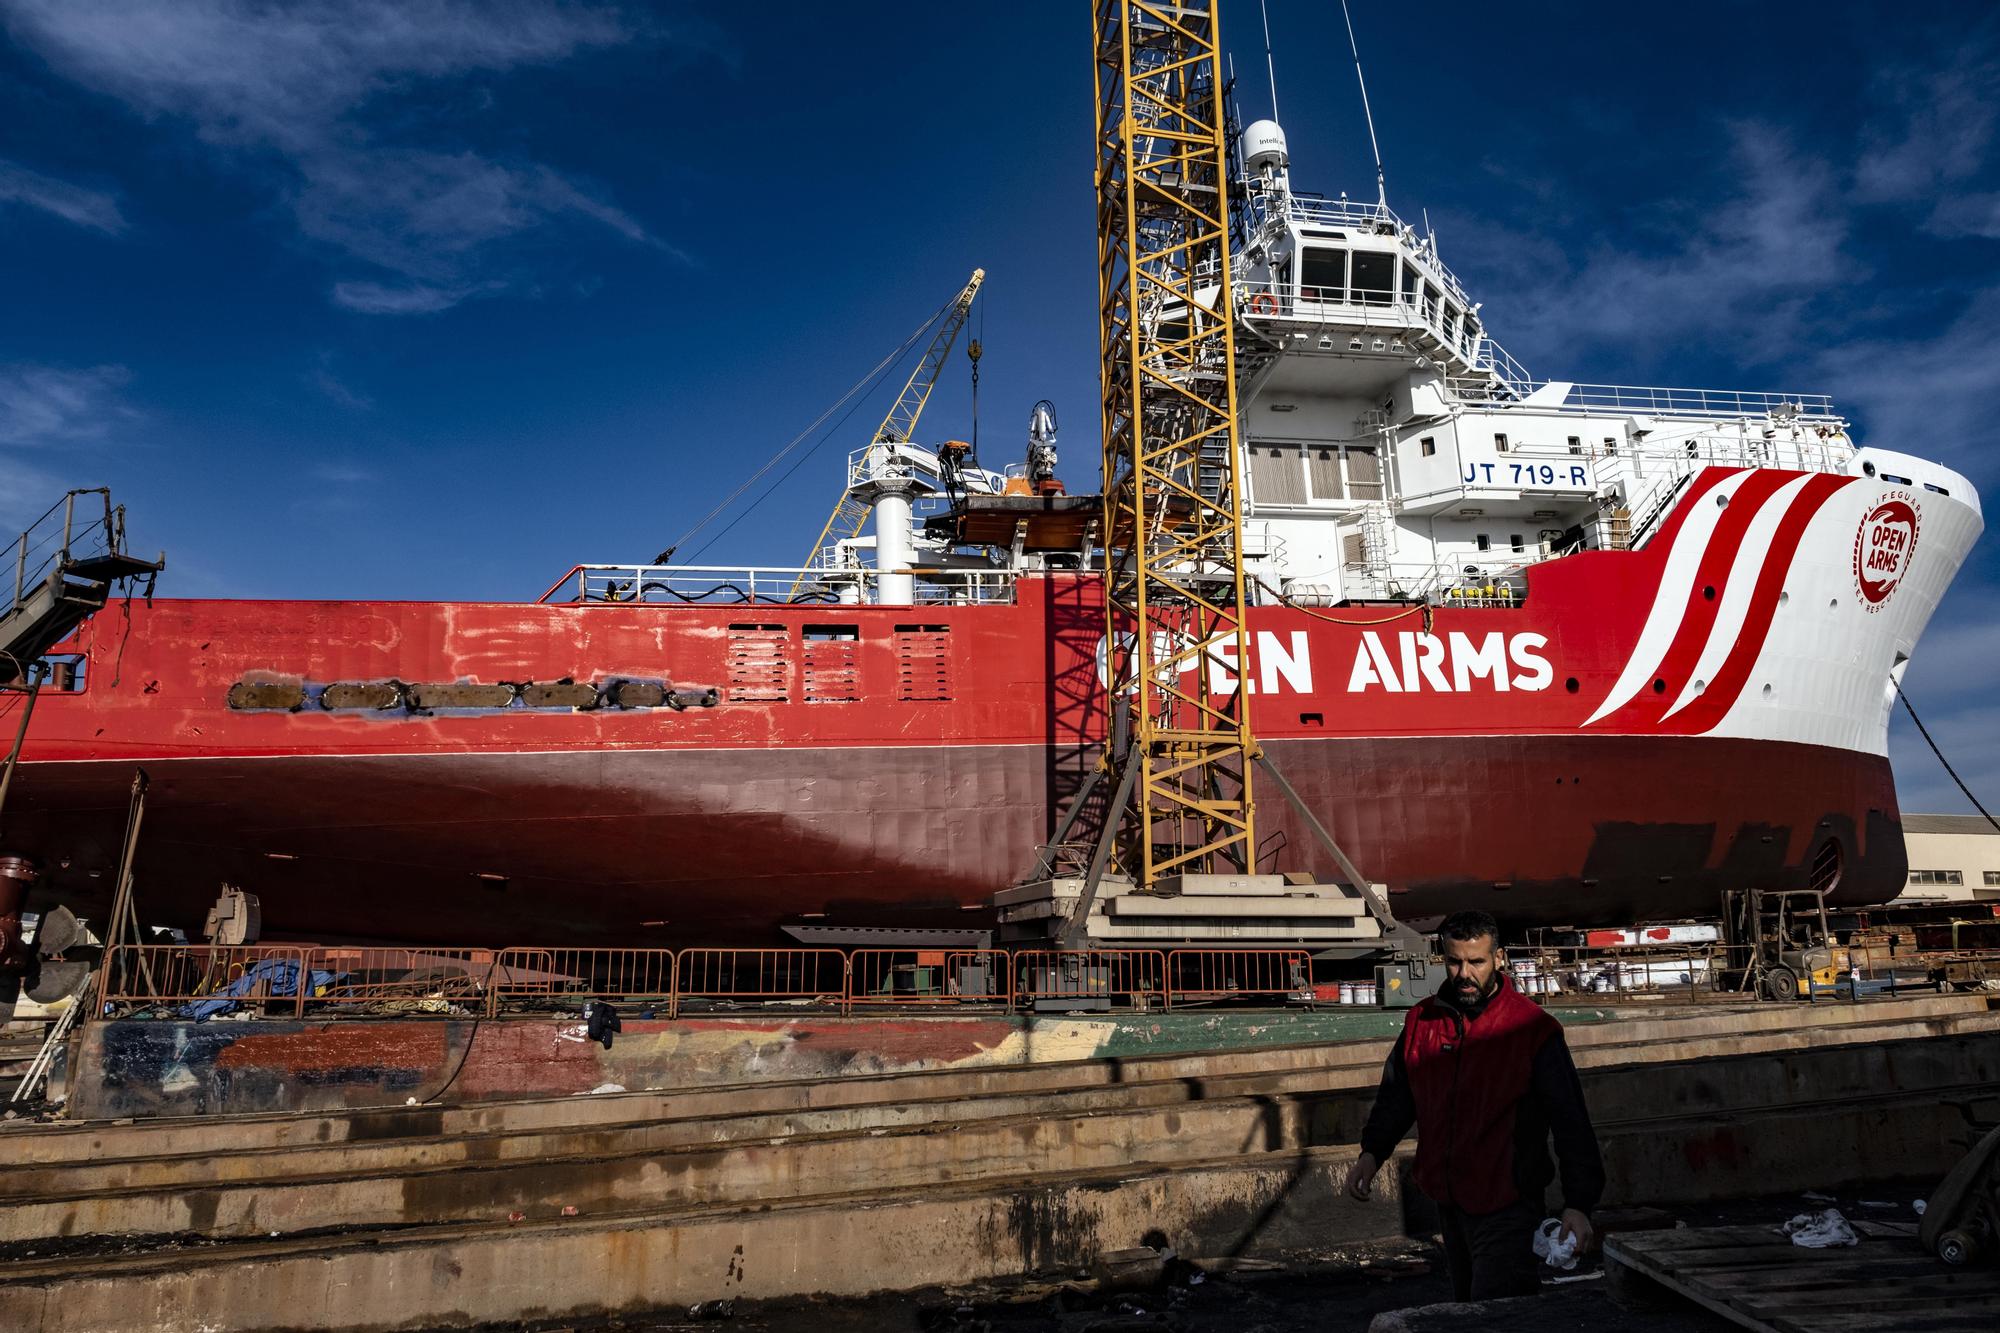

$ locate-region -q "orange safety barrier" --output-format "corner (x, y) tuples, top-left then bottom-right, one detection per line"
(1164, 948), (1312, 1009)
(672, 948), (849, 1018)
(846, 949), (1011, 1008)
(1011, 949), (1166, 1010)
(303, 946), (503, 1012)
(491, 947), (676, 1014)
(98, 944), (314, 1016)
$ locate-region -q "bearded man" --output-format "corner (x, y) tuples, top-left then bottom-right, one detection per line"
(1344, 910), (1604, 1301)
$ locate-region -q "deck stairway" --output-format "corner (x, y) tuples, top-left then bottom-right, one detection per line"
(0, 489), (162, 685)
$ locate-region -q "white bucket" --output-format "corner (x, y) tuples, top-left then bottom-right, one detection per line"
(1338, 981), (1356, 1005)
(1357, 982), (1377, 1005)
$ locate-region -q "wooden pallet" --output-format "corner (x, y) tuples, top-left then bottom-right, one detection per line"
(1604, 1220), (2000, 1333)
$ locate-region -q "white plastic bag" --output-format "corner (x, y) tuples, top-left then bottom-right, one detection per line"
(1534, 1217), (1580, 1270)
(1782, 1208), (1858, 1248)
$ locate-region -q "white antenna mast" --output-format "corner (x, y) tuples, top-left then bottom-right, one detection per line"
(1259, 0), (1279, 121)
(1340, 0), (1388, 211)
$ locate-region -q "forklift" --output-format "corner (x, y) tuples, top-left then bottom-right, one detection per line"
(1719, 887), (1835, 1001)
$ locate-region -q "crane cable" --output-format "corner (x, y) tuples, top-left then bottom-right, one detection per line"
(665, 294), (959, 560)
(1895, 679), (2000, 835)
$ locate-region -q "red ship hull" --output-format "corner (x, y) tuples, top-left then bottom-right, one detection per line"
(6, 736), (1898, 946)
(6, 466), (1974, 946)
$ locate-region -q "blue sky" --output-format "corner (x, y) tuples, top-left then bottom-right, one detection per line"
(1, 1), (1995, 815)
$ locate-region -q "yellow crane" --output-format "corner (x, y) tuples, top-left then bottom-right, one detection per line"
(791, 268), (985, 595)
(1090, 0), (1256, 884)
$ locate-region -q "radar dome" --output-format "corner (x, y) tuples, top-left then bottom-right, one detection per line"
(1241, 120), (1289, 173)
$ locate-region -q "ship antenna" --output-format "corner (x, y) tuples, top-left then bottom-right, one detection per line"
(1258, 0), (1279, 121)
(1340, 0), (1389, 212)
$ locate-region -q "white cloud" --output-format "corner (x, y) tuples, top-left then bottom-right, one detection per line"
(1852, 55), (1997, 207)
(330, 280), (474, 315)
(0, 0), (663, 313)
(1814, 287), (2000, 491)
(310, 365), (374, 411)
(0, 159), (126, 233)
(0, 363), (136, 445)
(1467, 122), (1848, 364)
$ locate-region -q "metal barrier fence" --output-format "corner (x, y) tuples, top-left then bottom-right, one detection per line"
(1013, 949), (1168, 1009)
(96, 944), (1341, 1019)
(98, 944), (316, 1017)
(846, 949), (1011, 1008)
(306, 947), (503, 1012)
(1165, 948), (1312, 1008)
(492, 947), (675, 1010)
(673, 948), (850, 1017)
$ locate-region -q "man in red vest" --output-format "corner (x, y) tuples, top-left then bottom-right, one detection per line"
(1344, 910), (1604, 1301)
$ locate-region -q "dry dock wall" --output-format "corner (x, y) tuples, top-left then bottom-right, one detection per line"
(70, 1008), (1435, 1120)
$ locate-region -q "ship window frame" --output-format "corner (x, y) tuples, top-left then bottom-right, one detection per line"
(37, 651), (88, 693)
(1475, 534), (1492, 552)
(1494, 432), (1510, 453)
(1299, 246), (1347, 304)
(1349, 249), (1395, 307)
(1400, 262), (1421, 306)
(1419, 436), (1436, 457)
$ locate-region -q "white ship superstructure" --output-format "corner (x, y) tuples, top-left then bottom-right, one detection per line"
(1223, 119), (1974, 609)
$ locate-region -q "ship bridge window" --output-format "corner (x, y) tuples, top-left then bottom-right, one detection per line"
(1401, 263), (1420, 305)
(1442, 305), (1461, 345)
(1250, 442), (1307, 504)
(1350, 250), (1394, 306)
(1422, 283), (1440, 324)
(1300, 247), (1346, 302)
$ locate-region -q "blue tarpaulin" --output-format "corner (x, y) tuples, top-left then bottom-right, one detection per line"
(179, 959), (343, 1020)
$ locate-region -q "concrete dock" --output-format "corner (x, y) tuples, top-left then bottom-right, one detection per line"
(0, 992), (1993, 1330)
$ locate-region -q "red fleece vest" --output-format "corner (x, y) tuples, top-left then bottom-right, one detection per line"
(1401, 974), (1560, 1214)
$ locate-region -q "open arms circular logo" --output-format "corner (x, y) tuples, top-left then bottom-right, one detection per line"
(1853, 493), (1920, 610)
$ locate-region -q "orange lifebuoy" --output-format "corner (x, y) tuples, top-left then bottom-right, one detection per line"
(1247, 291), (1279, 315)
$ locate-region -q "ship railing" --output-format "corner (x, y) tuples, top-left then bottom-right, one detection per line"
(1246, 281), (1532, 395)
(6, 487), (125, 622)
(846, 949), (1013, 1009)
(1163, 948), (1313, 1008)
(1454, 381), (1840, 422)
(536, 563), (1017, 607)
(1280, 194), (1480, 307)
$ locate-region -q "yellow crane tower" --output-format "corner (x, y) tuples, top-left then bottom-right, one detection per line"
(1090, 0), (1257, 885)
(791, 269), (985, 596)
